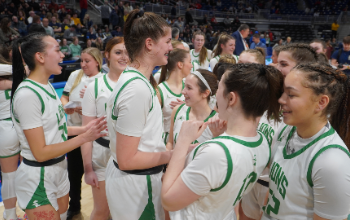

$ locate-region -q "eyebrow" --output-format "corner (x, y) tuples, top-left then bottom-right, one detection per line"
(285, 86), (298, 91)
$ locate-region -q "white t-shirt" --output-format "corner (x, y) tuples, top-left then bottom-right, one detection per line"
(209, 54), (239, 69)
(263, 122), (350, 220)
(0, 64), (12, 76)
(153, 68), (162, 84)
(178, 132), (270, 219)
(0, 64), (13, 119)
(106, 67), (165, 161)
(12, 79), (67, 161)
(190, 49), (213, 70)
(63, 69), (103, 126)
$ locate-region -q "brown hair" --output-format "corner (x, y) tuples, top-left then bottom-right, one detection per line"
(241, 47), (266, 64)
(293, 64), (350, 147)
(310, 39), (327, 52)
(343, 36), (350, 44)
(218, 54), (236, 64)
(33, 15), (41, 24)
(213, 34), (235, 57)
(280, 43), (320, 64)
(192, 69), (218, 102)
(192, 31), (209, 66)
(0, 17), (10, 33)
(124, 9), (170, 89)
(159, 48), (189, 83)
(104, 37), (124, 67)
(223, 64), (284, 121)
(273, 45), (283, 57)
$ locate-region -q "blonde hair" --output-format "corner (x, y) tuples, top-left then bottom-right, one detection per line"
(213, 34), (235, 57)
(70, 47), (103, 93)
(218, 54), (236, 64)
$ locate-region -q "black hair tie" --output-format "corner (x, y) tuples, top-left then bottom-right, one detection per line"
(136, 10), (144, 18)
(259, 65), (266, 75)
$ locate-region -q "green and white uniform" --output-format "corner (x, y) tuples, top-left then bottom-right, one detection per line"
(190, 49), (213, 70)
(262, 122), (350, 220)
(241, 112), (281, 219)
(12, 79), (69, 211)
(82, 74), (116, 181)
(172, 104), (216, 146)
(158, 81), (185, 145)
(209, 54), (239, 69)
(154, 68), (162, 84)
(105, 67), (166, 219)
(174, 132), (270, 219)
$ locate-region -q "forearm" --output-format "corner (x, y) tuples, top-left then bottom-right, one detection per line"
(0, 79), (12, 90)
(81, 141), (94, 172)
(118, 150), (172, 170)
(67, 126), (86, 136)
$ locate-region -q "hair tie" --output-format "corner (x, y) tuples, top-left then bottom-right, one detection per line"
(192, 71), (212, 94)
(259, 65), (266, 75)
(136, 10), (144, 18)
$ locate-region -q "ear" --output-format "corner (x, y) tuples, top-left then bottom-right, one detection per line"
(35, 52), (45, 64)
(177, 61), (184, 69)
(105, 51), (110, 61)
(227, 91), (237, 107)
(145, 37), (153, 51)
(220, 43), (224, 50)
(315, 94), (329, 114)
(202, 89), (211, 100)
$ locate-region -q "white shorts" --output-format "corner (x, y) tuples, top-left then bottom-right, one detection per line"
(241, 180), (269, 220)
(0, 120), (20, 158)
(15, 159), (70, 211)
(92, 141), (111, 181)
(105, 158), (165, 220)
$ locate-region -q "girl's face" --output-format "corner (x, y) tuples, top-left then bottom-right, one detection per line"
(277, 51), (297, 78)
(74, 38), (78, 45)
(106, 42), (129, 73)
(63, 39), (67, 45)
(222, 39), (235, 55)
(310, 42), (325, 54)
(180, 53), (193, 78)
(80, 53), (99, 76)
(42, 36), (65, 75)
(271, 50), (278, 64)
(238, 52), (259, 64)
(151, 27), (173, 66)
(278, 70), (320, 127)
(182, 74), (207, 107)
(193, 35), (205, 50)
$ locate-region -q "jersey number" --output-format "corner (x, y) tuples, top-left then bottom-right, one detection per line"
(58, 122), (68, 141)
(264, 189), (280, 215)
(5, 89), (11, 100)
(233, 171), (257, 206)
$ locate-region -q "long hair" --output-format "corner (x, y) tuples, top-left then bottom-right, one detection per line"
(192, 31), (209, 66)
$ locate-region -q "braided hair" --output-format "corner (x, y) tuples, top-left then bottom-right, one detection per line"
(294, 63), (350, 147)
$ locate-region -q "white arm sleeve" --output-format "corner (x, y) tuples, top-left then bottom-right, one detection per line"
(13, 88), (43, 130)
(181, 143), (227, 196)
(114, 80), (152, 137)
(312, 148), (350, 219)
(63, 70), (79, 94)
(82, 80), (96, 117)
(209, 58), (217, 70)
(0, 64), (12, 76)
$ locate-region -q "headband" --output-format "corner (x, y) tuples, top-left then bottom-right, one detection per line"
(192, 71), (212, 94)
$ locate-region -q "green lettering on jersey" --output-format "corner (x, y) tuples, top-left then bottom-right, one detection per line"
(233, 171), (257, 206)
(56, 104), (67, 141)
(258, 123), (275, 146)
(5, 89), (11, 100)
(265, 188), (280, 215)
(269, 162), (288, 200)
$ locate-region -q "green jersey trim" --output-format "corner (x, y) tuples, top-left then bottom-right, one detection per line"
(192, 140), (233, 192)
(191, 49), (199, 58)
(174, 103), (185, 123)
(23, 79), (56, 99)
(0, 151), (21, 158)
(283, 126), (335, 159)
(157, 85), (164, 108)
(103, 74), (113, 92)
(94, 78), (98, 99)
(213, 132), (264, 148)
(161, 81), (184, 98)
(307, 144), (350, 188)
(215, 55), (221, 61)
(186, 107), (216, 122)
(139, 175), (156, 219)
(277, 125), (288, 142)
(26, 167), (52, 209)
(123, 69), (156, 96)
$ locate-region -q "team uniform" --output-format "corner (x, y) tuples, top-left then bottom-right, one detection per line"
(174, 131), (270, 219)
(105, 67), (166, 219)
(262, 122), (350, 220)
(82, 74), (116, 181)
(190, 49), (213, 70)
(172, 103), (216, 146)
(11, 79), (69, 211)
(154, 68), (162, 84)
(158, 81), (185, 145)
(209, 54), (239, 70)
(241, 112), (281, 219)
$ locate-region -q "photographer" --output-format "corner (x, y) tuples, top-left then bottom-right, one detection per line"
(331, 36), (350, 75)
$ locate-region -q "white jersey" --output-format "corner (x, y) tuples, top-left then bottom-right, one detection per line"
(178, 132), (270, 219)
(158, 81), (184, 134)
(12, 79), (67, 161)
(154, 68), (162, 84)
(63, 69), (103, 126)
(173, 104), (216, 146)
(106, 67), (165, 161)
(0, 89), (11, 119)
(263, 123), (350, 219)
(190, 49), (213, 70)
(209, 55), (239, 69)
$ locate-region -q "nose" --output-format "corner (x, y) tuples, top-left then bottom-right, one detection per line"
(278, 92), (287, 105)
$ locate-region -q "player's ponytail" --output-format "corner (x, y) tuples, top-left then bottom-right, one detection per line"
(11, 33), (48, 102)
(159, 48), (189, 84)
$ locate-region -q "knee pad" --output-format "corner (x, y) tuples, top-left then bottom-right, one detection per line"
(1, 171), (16, 201)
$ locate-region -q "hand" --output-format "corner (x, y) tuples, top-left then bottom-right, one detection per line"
(84, 170), (99, 188)
(64, 108), (75, 114)
(340, 65), (349, 71)
(74, 106), (82, 115)
(84, 116), (106, 132)
(169, 98), (185, 109)
(80, 85), (87, 98)
(81, 116), (107, 143)
(206, 115), (227, 137)
(178, 120), (207, 144)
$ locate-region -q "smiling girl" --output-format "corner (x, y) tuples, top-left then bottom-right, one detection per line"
(190, 31), (213, 70)
(210, 34), (238, 69)
(10, 33), (106, 220)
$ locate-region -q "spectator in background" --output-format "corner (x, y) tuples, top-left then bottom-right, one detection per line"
(331, 36), (350, 75)
(173, 16), (185, 32)
(69, 36), (82, 59)
(86, 39), (93, 48)
(42, 17), (54, 37)
(60, 38), (72, 58)
(80, 0), (88, 22)
(185, 8), (195, 25)
(50, 16), (62, 35)
(61, 18), (71, 33)
(11, 16), (27, 36)
(29, 0), (40, 12)
(202, 14), (209, 25)
(232, 24), (249, 56)
(123, 2), (133, 18)
(72, 12), (83, 26)
(325, 39), (333, 59)
(217, 0), (222, 7)
(331, 20), (339, 39)
(95, 0), (112, 27)
(223, 15), (231, 27)
(0, 17), (20, 45)
(76, 23), (83, 35)
(310, 39), (327, 54)
(48, 0), (59, 11)
(83, 14), (93, 29)
(59, 7), (67, 22)
(210, 15), (218, 25)
(66, 14), (75, 25)
(171, 5), (176, 17)
(110, 5), (120, 29)
(7, 2), (18, 16)
(111, 26), (123, 37)
(27, 11), (35, 24)
(117, 1), (124, 27)
(250, 33), (267, 52)
(64, 24), (77, 39)
(284, 36), (292, 45)
(87, 26), (97, 42)
(95, 37), (104, 51)
(18, 10), (27, 24)
(273, 38), (283, 49)
(104, 26), (113, 39)
(40, 0), (48, 12)
(233, 16), (241, 26)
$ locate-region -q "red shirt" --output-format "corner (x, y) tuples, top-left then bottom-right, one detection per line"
(80, 0), (88, 9)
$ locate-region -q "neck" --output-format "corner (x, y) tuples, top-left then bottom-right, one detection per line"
(226, 112), (258, 137)
(296, 118), (328, 139)
(108, 67), (123, 82)
(190, 100), (212, 120)
(86, 69), (99, 78)
(167, 69), (183, 86)
(27, 68), (51, 85)
(130, 56), (155, 80)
